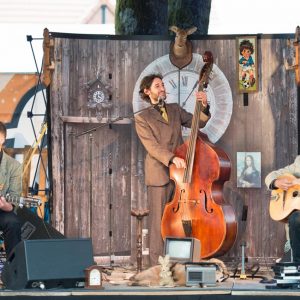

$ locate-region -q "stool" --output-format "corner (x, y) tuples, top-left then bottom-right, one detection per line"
(131, 209), (149, 273)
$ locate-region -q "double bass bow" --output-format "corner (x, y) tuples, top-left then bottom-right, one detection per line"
(161, 51), (237, 259)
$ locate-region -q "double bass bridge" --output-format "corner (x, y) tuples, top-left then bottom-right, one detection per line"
(173, 189), (213, 237)
(172, 189), (201, 213)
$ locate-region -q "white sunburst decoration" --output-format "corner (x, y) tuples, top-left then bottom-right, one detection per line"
(132, 53), (233, 143)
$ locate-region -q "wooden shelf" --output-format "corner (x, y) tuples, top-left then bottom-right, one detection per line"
(60, 116), (132, 124)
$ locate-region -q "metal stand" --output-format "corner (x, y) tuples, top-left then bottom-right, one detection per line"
(26, 35), (49, 198)
(88, 133), (93, 239)
(108, 150), (114, 267)
(75, 103), (158, 138)
(240, 242), (247, 279)
(131, 209), (149, 273)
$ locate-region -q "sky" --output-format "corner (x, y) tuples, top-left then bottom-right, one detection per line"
(1, 0), (300, 73)
(209, 0), (300, 35)
(0, 24), (115, 73)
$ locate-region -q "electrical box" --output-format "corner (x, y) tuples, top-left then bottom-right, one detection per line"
(185, 264), (216, 286)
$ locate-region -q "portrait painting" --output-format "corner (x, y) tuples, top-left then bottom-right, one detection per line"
(236, 36), (258, 93)
(237, 152), (261, 188)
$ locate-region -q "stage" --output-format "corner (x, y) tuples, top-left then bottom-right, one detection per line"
(1, 276), (300, 299)
(1, 30), (299, 300)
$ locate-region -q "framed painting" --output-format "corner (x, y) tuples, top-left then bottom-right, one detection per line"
(237, 152), (261, 188)
(236, 36), (258, 93)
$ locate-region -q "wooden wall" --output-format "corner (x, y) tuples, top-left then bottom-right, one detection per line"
(49, 33), (297, 264)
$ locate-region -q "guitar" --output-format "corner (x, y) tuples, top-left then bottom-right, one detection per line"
(269, 174), (300, 222)
(0, 193), (42, 208)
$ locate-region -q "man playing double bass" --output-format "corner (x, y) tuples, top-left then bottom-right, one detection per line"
(135, 73), (210, 266)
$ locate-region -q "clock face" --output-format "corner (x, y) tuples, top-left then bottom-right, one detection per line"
(89, 269), (101, 286)
(163, 69), (200, 108)
(163, 69), (214, 136)
(92, 90), (105, 103)
(132, 53), (232, 143)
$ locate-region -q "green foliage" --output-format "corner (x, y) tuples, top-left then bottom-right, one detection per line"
(115, 0), (143, 35)
(115, 0), (211, 35)
(168, 0), (190, 29)
(168, 0), (211, 34)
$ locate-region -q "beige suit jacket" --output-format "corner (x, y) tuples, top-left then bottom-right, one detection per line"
(0, 151), (22, 198)
(135, 103), (209, 186)
(265, 155), (300, 189)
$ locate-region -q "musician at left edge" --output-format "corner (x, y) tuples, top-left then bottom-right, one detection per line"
(265, 155), (300, 263)
(0, 121), (22, 256)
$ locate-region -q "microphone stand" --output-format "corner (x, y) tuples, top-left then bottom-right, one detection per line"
(74, 104), (155, 138)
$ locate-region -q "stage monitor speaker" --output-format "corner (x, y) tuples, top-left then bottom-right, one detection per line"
(1, 238), (94, 290)
(16, 207), (65, 240)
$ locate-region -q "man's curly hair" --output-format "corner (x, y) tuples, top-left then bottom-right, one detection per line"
(139, 73), (163, 103)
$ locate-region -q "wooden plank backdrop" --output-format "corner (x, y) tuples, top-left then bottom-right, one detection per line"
(49, 33), (297, 264)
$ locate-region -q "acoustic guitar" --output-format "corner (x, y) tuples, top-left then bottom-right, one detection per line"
(0, 193), (42, 208)
(269, 174), (300, 222)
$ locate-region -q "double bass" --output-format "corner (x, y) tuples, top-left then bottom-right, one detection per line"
(161, 52), (237, 259)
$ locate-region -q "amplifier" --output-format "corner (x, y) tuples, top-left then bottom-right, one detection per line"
(185, 264), (216, 286)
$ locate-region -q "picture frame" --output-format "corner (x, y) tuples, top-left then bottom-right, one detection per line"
(236, 36), (258, 93)
(237, 152), (261, 188)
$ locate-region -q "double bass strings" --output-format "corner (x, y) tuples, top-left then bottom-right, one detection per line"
(184, 99), (202, 183)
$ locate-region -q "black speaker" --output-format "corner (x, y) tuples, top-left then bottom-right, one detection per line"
(1, 238), (94, 290)
(16, 207), (65, 240)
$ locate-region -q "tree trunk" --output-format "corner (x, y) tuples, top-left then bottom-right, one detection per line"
(115, 0), (168, 35)
(115, 0), (211, 35)
(168, 0), (211, 34)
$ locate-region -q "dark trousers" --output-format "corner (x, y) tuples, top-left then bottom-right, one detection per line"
(0, 210), (21, 256)
(147, 182), (174, 266)
(289, 210), (300, 262)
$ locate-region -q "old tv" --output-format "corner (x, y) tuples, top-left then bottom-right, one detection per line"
(163, 237), (201, 262)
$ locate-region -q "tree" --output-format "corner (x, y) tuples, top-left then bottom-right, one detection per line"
(115, 0), (212, 35)
(115, 0), (168, 35)
(168, 0), (211, 34)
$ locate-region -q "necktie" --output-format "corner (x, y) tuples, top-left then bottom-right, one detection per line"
(160, 107), (168, 122)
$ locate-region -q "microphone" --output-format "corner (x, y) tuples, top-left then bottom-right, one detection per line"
(157, 95), (166, 107)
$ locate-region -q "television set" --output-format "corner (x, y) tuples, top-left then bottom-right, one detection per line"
(163, 236), (201, 263)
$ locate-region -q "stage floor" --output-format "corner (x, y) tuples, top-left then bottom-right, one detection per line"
(1, 277), (300, 299)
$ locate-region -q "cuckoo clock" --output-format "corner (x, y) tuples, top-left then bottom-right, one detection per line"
(87, 78), (110, 107)
(86, 77), (112, 120)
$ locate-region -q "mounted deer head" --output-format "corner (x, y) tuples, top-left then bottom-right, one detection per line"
(169, 26), (197, 69)
(169, 26), (197, 58)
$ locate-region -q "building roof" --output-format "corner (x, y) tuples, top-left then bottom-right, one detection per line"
(0, 0), (115, 24)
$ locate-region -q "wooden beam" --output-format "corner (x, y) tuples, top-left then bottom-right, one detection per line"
(59, 116), (132, 124)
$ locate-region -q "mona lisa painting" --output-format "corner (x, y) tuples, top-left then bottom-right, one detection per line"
(237, 152), (261, 188)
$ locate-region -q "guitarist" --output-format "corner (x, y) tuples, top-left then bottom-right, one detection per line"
(0, 122), (22, 256)
(265, 156), (300, 263)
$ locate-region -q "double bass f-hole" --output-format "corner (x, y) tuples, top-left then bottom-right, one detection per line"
(173, 189), (185, 213)
(200, 189), (213, 214)
(172, 189), (212, 214)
